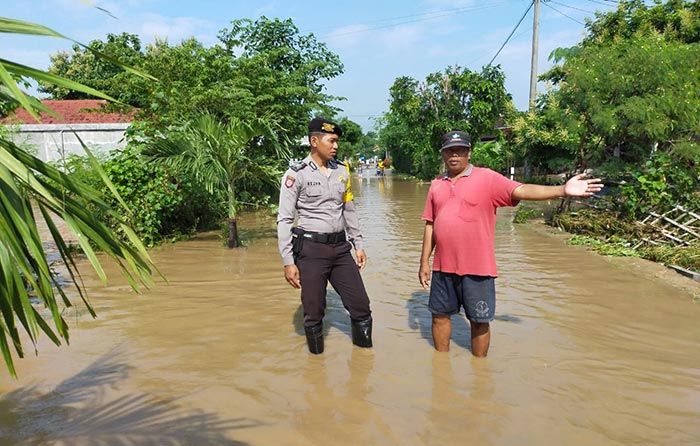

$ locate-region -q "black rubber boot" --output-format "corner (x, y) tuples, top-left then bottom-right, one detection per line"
(351, 317), (373, 348)
(304, 322), (324, 354)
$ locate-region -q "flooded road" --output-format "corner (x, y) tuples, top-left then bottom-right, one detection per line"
(2, 175), (699, 445)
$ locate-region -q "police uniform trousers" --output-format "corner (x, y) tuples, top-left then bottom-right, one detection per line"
(295, 240), (371, 327)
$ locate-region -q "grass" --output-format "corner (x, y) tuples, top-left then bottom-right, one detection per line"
(554, 210), (700, 271)
(513, 206), (542, 224)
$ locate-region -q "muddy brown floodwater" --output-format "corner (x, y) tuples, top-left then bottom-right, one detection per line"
(2, 175), (699, 446)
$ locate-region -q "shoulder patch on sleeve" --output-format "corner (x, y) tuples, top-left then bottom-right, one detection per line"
(284, 175), (296, 188)
(289, 161), (307, 172)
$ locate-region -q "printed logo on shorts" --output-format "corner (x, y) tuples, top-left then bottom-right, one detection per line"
(475, 301), (490, 318)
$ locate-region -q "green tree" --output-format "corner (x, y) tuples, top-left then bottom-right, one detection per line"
(39, 32), (147, 105)
(511, 0), (700, 216)
(145, 114), (288, 247)
(217, 17), (344, 138)
(39, 18), (345, 208)
(379, 66), (512, 179)
(41, 17), (345, 142)
(585, 0), (700, 45)
(0, 17), (156, 377)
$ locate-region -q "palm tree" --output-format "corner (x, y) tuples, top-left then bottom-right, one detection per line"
(0, 17), (156, 377)
(145, 114), (288, 247)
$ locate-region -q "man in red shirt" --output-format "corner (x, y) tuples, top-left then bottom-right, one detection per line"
(419, 131), (602, 357)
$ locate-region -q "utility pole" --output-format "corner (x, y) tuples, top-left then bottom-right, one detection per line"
(523, 0), (540, 178)
(528, 0), (540, 112)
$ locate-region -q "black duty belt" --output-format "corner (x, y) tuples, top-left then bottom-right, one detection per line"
(292, 227), (346, 244)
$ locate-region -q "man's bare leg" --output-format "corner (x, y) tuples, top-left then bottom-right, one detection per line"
(432, 314), (451, 352)
(470, 321), (490, 357)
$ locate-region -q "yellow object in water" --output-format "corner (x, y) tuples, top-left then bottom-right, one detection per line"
(343, 162), (354, 203)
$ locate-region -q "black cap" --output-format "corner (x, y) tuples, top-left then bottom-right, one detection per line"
(440, 130), (471, 150)
(308, 117), (343, 137)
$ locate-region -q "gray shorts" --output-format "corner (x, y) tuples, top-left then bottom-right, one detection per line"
(429, 271), (496, 323)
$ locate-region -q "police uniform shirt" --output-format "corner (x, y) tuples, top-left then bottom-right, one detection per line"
(277, 155), (363, 265)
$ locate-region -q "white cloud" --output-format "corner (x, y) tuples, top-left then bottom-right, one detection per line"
(138, 14), (216, 44)
(378, 24), (424, 50)
(326, 24), (370, 49)
(254, 3), (276, 17)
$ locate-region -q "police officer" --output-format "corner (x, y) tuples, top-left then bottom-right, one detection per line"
(277, 117), (373, 354)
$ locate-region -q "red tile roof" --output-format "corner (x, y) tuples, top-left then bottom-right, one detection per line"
(2, 99), (135, 125)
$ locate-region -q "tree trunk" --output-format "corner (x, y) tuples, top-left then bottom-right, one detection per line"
(228, 218), (239, 248)
(227, 181), (240, 248)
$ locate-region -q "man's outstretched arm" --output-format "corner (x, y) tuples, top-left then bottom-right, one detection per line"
(512, 173), (603, 201)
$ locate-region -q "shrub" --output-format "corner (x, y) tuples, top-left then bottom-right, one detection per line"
(65, 144), (223, 246)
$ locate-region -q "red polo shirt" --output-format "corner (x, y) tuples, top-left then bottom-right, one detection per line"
(421, 167), (522, 277)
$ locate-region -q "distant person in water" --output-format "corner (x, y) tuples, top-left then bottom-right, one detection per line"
(419, 131), (603, 357)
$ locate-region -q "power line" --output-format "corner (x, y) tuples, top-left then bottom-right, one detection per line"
(543, 1), (586, 26)
(486, 0), (534, 67)
(550, 1), (597, 14)
(318, 2), (511, 39)
(302, 1), (510, 35)
(585, 0), (618, 7)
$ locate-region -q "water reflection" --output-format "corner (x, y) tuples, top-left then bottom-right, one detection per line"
(407, 290), (472, 350)
(292, 290), (354, 339)
(0, 349), (256, 446)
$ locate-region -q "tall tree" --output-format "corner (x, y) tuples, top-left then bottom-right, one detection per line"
(379, 66), (511, 179)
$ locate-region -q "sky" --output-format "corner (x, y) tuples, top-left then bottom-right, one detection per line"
(4, 0), (618, 131)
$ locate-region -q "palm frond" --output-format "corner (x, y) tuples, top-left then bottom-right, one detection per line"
(0, 15), (161, 375)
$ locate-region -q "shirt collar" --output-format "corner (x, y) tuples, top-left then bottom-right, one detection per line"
(303, 155), (318, 171)
(304, 154), (339, 171)
(441, 164), (473, 180)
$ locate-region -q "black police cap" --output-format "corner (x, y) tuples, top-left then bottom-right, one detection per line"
(440, 130), (472, 150)
(308, 117), (343, 137)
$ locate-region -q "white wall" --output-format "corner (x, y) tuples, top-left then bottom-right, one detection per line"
(8, 123), (130, 162)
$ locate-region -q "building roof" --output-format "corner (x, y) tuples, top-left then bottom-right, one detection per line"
(2, 99), (135, 125)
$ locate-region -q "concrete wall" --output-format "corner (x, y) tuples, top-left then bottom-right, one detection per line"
(7, 123), (130, 162)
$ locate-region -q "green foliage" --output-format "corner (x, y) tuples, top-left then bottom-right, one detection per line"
(379, 66), (512, 179)
(618, 152), (699, 218)
(566, 234), (699, 270)
(585, 0), (700, 45)
(39, 32), (147, 104)
(0, 16), (155, 377)
(144, 114), (287, 247)
(40, 17), (344, 144)
(510, 0), (699, 242)
(513, 206), (541, 224)
(543, 35), (699, 167)
(567, 234), (641, 257)
(334, 117), (379, 160)
(551, 209), (645, 238)
(639, 245), (700, 270)
(470, 140), (511, 171)
(65, 145), (223, 246)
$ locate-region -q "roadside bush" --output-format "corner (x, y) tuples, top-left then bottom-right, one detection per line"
(513, 206), (541, 224)
(618, 152), (699, 219)
(65, 144), (224, 246)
